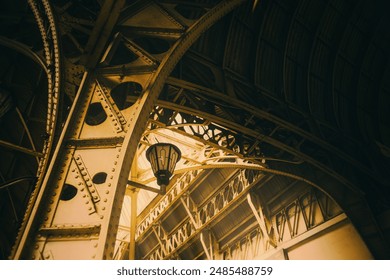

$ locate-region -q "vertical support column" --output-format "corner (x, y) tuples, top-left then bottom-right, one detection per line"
(128, 158), (139, 260)
(128, 188), (138, 260)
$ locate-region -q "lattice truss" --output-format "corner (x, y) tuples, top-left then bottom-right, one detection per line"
(11, 0), (347, 260)
(120, 169), (342, 260)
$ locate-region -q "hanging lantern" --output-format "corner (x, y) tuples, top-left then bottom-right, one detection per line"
(146, 143), (181, 189)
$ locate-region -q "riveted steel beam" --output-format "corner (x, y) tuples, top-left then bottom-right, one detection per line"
(143, 101), (361, 193)
(38, 224), (101, 237)
(66, 137), (125, 148)
(164, 77), (379, 184)
(12, 0), (247, 260)
(12, 0), (62, 259)
(0, 36), (47, 72)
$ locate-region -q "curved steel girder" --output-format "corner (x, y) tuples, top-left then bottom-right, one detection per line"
(144, 135), (388, 259)
(98, 0), (247, 257)
(11, 0), (61, 252)
(168, 162), (328, 191)
(142, 101), (389, 259)
(0, 34), (51, 165)
(10, 0), (61, 259)
(144, 99), (362, 194)
(0, 36), (47, 73)
(99, 0), (247, 259)
(330, 0), (363, 130)
(164, 77), (383, 185)
(281, 0), (301, 105)
(12, 0), (247, 260)
(25, 0), (61, 176)
(0, 177), (37, 191)
(306, 1), (332, 118)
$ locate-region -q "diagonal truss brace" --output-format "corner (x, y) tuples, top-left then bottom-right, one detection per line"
(180, 195), (214, 260)
(247, 193), (276, 248)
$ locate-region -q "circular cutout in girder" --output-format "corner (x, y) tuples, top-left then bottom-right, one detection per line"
(111, 82), (143, 110)
(60, 184), (78, 201)
(92, 172), (107, 184)
(85, 102), (107, 126)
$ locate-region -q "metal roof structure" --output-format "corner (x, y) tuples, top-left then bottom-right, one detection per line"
(0, 0), (389, 260)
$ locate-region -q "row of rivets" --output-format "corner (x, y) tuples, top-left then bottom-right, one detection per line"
(96, 81), (126, 132)
(100, 81), (127, 126)
(74, 154), (101, 203)
(72, 155), (98, 215)
(41, 148), (75, 230)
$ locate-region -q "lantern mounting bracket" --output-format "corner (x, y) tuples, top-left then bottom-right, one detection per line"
(127, 180), (165, 194)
